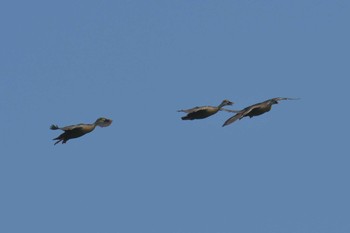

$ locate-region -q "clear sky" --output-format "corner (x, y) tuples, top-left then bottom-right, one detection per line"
(1, 0), (349, 232)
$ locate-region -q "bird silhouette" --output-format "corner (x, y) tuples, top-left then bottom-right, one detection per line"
(178, 99), (235, 120)
(223, 97), (299, 127)
(50, 117), (112, 145)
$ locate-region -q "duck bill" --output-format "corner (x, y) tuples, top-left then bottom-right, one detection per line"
(102, 119), (112, 127)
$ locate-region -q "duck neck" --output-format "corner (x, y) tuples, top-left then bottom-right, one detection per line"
(217, 102), (226, 109)
(91, 123), (98, 129)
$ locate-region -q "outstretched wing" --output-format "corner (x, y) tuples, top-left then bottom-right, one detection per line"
(222, 112), (243, 126)
(177, 106), (211, 113)
(60, 124), (85, 131)
(220, 108), (241, 113)
(272, 97), (300, 101)
(222, 103), (263, 126)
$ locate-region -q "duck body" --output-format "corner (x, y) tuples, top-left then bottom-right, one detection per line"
(223, 97), (298, 126)
(50, 117), (112, 145)
(51, 124), (96, 144)
(245, 103), (273, 118)
(180, 106), (222, 120)
(178, 99), (234, 120)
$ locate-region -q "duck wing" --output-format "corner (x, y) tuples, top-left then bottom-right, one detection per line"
(273, 97), (300, 101)
(178, 106), (213, 113)
(222, 104), (263, 126)
(60, 124), (85, 131)
(220, 108), (241, 113)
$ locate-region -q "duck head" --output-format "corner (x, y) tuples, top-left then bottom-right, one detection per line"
(221, 99), (234, 107)
(95, 117), (113, 127)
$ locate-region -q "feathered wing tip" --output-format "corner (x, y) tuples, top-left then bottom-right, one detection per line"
(276, 97), (300, 101)
(220, 108), (241, 113)
(50, 125), (59, 130)
(222, 113), (243, 127)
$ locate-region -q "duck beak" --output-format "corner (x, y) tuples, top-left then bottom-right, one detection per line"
(103, 118), (112, 126)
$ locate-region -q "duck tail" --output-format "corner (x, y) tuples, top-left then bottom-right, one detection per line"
(50, 125), (59, 130)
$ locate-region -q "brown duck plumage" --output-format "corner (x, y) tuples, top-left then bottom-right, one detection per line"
(222, 97), (298, 127)
(178, 99), (234, 120)
(50, 117), (112, 145)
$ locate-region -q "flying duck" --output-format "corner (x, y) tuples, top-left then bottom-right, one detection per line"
(178, 99), (234, 120)
(222, 97), (298, 126)
(50, 117), (112, 145)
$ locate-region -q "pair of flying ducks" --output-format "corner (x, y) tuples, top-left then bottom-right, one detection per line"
(178, 97), (298, 126)
(50, 97), (297, 145)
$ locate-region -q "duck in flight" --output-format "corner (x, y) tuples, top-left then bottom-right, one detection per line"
(222, 97), (299, 127)
(178, 99), (235, 120)
(50, 117), (112, 145)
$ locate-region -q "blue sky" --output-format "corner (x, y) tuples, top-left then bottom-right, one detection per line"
(1, 0), (349, 232)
